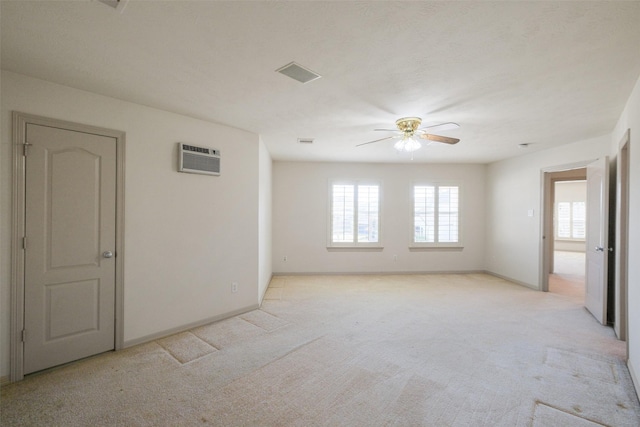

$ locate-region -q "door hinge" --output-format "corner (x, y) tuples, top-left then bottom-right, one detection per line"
(22, 237), (27, 250)
(21, 329), (26, 342)
(23, 142), (33, 157)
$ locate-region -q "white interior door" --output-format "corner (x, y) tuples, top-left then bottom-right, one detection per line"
(585, 157), (609, 325)
(23, 123), (117, 374)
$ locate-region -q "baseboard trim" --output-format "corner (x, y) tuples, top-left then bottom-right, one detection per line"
(629, 360), (640, 403)
(483, 271), (539, 290)
(259, 273), (273, 307)
(123, 304), (259, 348)
(272, 270), (486, 277)
(271, 270), (538, 292)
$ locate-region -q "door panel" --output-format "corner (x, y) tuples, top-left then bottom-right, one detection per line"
(49, 148), (102, 268)
(24, 123), (116, 374)
(585, 157), (609, 325)
(46, 279), (100, 340)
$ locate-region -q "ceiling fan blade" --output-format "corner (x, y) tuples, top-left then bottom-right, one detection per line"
(373, 128), (400, 132)
(420, 122), (460, 132)
(356, 135), (397, 147)
(420, 134), (460, 145)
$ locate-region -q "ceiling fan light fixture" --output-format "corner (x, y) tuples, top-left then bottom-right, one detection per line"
(356, 116), (460, 152)
(394, 135), (422, 153)
(393, 138), (406, 151)
(404, 137), (422, 152)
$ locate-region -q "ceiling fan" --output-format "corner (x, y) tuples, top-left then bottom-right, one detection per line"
(357, 117), (460, 153)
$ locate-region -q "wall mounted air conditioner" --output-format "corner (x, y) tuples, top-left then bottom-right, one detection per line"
(178, 143), (220, 176)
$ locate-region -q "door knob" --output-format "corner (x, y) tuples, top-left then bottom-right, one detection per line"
(102, 251), (114, 258)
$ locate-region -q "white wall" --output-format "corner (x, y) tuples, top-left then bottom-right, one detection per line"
(0, 12), (5, 383)
(258, 138), (272, 302)
(611, 73), (640, 394)
(485, 135), (610, 288)
(273, 161), (486, 274)
(0, 72), (263, 378)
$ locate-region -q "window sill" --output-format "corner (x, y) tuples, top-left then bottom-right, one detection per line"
(326, 246), (384, 252)
(409, 246), (464, 252)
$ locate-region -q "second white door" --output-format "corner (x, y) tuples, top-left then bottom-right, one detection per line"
(24, 123), (117, 374)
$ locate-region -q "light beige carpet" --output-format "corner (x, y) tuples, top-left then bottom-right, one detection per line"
(2, 273), (639, 426)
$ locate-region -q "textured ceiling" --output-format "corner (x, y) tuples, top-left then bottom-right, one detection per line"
(2, 1), (640, 164)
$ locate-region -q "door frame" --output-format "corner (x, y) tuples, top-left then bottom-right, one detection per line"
(615, 129), (630, 342)
(10, 112), (126, 382)
(539, 160), (594, 292)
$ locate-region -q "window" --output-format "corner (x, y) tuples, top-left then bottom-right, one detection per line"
(556, 201), (586, 239)
(330, 182), (380, 246)
(413, 184), (460, 246)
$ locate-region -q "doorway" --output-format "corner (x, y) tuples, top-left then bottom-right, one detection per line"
(11, 113), (126, 382)
(549, 180), (587, 302)
(540, 158), (614, 326)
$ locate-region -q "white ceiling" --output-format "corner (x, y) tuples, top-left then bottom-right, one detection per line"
(2, 1), (640, 164)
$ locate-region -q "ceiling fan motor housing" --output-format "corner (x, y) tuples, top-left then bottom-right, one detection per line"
(396, 117), (422, 135)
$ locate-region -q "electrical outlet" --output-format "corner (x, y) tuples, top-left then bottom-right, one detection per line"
(232, 282), (238, 293)
(393, 254), (398, 262)
(283, 255), (287, 262)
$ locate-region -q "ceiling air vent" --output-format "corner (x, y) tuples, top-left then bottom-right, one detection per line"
(276, 62), (321, 84)
(297, 138), (314, 144)
(98, 0), (120, 8)
(97, 0), (129, 12)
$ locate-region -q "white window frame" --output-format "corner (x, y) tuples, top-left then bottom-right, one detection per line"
(328, 180), (382, 248)
(410, 182), (463, 248)
(555, 200), (586, 241)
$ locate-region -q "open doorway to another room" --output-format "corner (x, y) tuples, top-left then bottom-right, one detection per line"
(549, 180), (587, 302)
(542, 155), (624, 349)
(541, 167), (588, 303)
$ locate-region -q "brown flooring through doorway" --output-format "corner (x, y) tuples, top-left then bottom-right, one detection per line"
(549, 250), (585, 302)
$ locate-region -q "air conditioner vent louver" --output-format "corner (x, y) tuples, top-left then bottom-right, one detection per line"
(178, 143), (220, 176)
